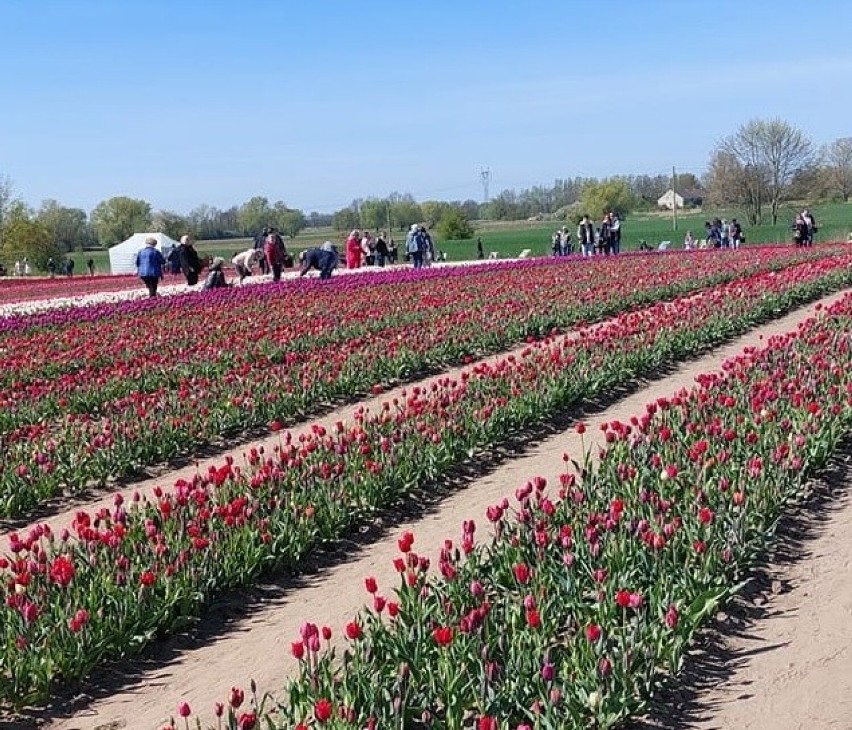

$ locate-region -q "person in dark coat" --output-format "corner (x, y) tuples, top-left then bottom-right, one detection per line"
(86, 258), (95, 276)
(374, 232), (389, 267)
(136, 236), (166, 296)
(299, 242), (339, 280)
(178, 235), (202, 285)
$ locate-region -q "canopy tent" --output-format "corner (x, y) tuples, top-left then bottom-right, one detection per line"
(108, 233), (180, 275)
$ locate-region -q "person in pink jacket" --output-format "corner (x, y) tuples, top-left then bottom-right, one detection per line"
(346, 229), (362, 269)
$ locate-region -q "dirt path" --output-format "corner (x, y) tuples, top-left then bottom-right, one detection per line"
(637, 448), (852, 730)
(25, 293), (849, 730)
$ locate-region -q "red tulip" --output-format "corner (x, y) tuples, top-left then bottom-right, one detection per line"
(585, 623), (602, 643)
(314, 698), (333, 723)
(177, 701), (191, 718)
(345, 621), (362, 640)
(432, 626), (454, 646)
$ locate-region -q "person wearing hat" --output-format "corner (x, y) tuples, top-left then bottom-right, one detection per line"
(299, 241), (339, 280)
(203, 256), (229, 290)
(136, 236), (166, 297)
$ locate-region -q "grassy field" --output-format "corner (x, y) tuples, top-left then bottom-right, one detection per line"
(69, 201), (852, 273)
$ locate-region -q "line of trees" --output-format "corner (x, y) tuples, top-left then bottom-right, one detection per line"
(1, 118), (850, 268)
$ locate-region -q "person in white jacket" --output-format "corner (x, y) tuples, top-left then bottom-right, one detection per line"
(231, 248), (264, 284)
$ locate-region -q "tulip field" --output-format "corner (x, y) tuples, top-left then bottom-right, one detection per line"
(2, 246), (852, 729)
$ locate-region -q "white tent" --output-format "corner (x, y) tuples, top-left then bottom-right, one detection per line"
(108, 233), (180, 275)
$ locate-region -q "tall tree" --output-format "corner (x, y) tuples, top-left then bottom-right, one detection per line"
(822, 137), (852, 202)
(90, 196), (152, 245)
(1, 218), (64, 270)
(151, 210), (190, 240)
(580, 179), (635, 219)
(719, 118), (813, 224)
(704, 150), (765, 225)
(37, 200), (89, 251)
(237, 196), (271, 236)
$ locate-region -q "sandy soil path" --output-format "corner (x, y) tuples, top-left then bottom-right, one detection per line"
(22, 292), (849, 730)
(637, 448), (852, 730)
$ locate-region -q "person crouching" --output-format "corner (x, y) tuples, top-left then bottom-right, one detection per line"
(299, 242), (339, 280)
(231, 248), (263, 284)
(203, 257), (229, 290)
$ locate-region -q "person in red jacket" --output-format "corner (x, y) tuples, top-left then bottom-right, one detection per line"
(346, 229), (362, 269)
(264, 228), (287, 281)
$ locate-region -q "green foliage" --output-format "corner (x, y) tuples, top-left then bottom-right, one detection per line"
(1, 218), (64, 270)
(37, 200), (91, 252)
(277, 208), (307, 240)
(333, 207), (360, 232)
(580, 179), (635, 220)
(237, 196), (271, 236)
(436, 209), (475, 240)
(90, 196), (152, 246)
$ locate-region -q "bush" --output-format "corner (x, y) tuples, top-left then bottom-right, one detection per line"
(436, 210), (475, 240)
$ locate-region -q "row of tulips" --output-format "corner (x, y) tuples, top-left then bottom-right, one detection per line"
(1, 257), (850, 709)
(0, 246), (846, 518)
(243, 289), (852, 730)
(0, 273), (155, 306)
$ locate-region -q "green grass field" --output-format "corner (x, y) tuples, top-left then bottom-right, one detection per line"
(69, 201), (852, 273)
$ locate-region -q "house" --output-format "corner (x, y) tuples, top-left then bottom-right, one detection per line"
(657, 188), (705, 210)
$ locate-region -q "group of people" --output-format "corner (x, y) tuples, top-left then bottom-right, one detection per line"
(403, 225), (438, 269)
(572, 212), (622, 257)
(793, 208), (818, 246)
(345, 230), (399, 269)
(138, 234), (224, 297)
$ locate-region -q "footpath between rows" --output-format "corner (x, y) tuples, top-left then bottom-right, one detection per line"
(27, 290), (852, 730)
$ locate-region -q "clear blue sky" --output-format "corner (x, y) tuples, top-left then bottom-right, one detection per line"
(2, 0), (851, 214)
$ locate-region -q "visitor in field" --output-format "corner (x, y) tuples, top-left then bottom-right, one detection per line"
(406, 224), (424, 269)
(65, 258), (74, 277)
(720, 219), (731, 248)
(476, 236), (484, 259)
(202, 257), (229, 290)
(136, 236), (166, 297)
(346, 229), (362, 269)
(683, 231), (696, 250)
(792, 214), (809, 246)
(231, 248), (264, 284)
(23, 258), (31, 276)
(374, 232), (389, 267)
(299, 241), (339, 280)
(47, 258), (56, 278)
(577, 215), (595, 257)
(86, 258), (95, 275)
(610, 213), (622, 254)
(13, 260), (21, 277)
(551, 231), (561, 256)
(422, 227), (435, 266)
(802, 209), (817, 245)
(361, 230), (375, 266)
(730, 219), (743, 249)
(599, 214), (612, 255)
(264, 228), (287, 281)
(560, 228), (572, 255)
(388, 238), (398, 264)
(177, 235), (202, 286)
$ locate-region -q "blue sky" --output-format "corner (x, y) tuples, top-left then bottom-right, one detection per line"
(2, 0), (851, 214)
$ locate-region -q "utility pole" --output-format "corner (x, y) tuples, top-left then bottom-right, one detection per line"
(480, 167), (491, 204)
(672, 165), (678, 231)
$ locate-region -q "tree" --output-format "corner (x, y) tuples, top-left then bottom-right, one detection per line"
(0, 175), (18, 248)
(237, 196), (271, 236)
(719, 118), (813, 224)
(1, 218), (64, 271)
(90, 196), (152, 245)
(388, 193), (422, 231)
(580, 179), (634, 220)
(37, 200), (90, 252)
(333, 207), (359, 232)
(436, 210), (475, 241)
(277, 208), (306, 240)
(704, 150), (761, 225)
(152, 210), (190, 240)
(421, 201), (450, 228)
(822, 137), (852, 201)
(359, 198), (390, 231)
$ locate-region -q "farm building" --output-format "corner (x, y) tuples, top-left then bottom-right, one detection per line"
(108, 232), (179, 274)
(657, 188), (704, 210)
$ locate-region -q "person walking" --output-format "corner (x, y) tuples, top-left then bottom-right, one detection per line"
(345, 229), (362, 269)
(264, 228), (287, 281)
(299, 241), (339, 280)
(476, 237), (484, 259)
(178, 235), (202, 285)
(47, 258), (56, 278)
(730, 219), (743, 249)
(577, 215), (595, 257)
(720, 219), (731, 249)
(406, 224), (424, 269)
(599, 214), (612, 255)
(65, 258), (75, 277)
(86, 258), (95, 276)
(136, 236), (166, 297)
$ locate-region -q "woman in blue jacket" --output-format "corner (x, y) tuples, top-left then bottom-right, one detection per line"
(136, 236), (166, 296)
